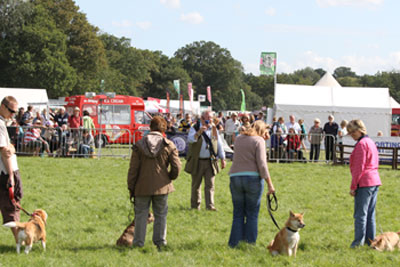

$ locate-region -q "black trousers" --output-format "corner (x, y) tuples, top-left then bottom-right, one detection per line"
(324, 136), (335, 161)
(310, 144), (320, 161)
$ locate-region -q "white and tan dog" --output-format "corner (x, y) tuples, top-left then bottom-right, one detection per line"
(370, 232), (400, 252)
(267, 211), (305, 257)
(3, 209), (47, 254)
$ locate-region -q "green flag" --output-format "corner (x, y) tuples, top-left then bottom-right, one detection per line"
(240, 89), (246, 112)
(173, 80), (180, 95)
(260, 52), (277, 75)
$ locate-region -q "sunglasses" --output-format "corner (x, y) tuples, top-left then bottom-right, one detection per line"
(3, 104), (17, 114)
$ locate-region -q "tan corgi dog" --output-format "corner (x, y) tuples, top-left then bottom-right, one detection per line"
(3, 209), (47, 254)
(116, 212), (155, 246)
(268, 211), (305, 257)
(370, 232), (400, 252)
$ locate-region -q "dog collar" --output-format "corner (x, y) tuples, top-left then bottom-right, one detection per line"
(286, 226), (298, 233)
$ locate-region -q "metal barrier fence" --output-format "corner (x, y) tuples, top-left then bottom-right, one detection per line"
(335, 143), (400, 170)
(268, 133), (337, 163)
(9, 126), (133, 158)
(7, 125), (340, 163)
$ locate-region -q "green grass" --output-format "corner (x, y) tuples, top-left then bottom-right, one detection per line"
(0, 158), (399, 267)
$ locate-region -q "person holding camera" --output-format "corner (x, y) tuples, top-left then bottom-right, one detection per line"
(186, 111), (226, 211)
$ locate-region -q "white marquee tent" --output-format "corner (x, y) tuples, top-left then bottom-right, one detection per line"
(0, 87), (49, 111)
(273, 73), (392, 136)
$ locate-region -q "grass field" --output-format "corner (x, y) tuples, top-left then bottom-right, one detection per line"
(0, 157), (399, 267)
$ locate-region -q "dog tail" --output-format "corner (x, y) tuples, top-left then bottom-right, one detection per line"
(267, 240), (274, 251)
(3, 221), (25, 228)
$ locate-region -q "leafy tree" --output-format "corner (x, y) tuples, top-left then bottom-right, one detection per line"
(141, 52), (191, 100)
(292, 67), (321, 85)
(174, 41), (247, 111)
(0, 0), (32, 38)
(0, 3), (76, 98)
(336, 76), (361, 87)
(333, 66), (356, 78)
(314, 68), (326, 78)
(243, 73), (274, 108)
(100, 34), (156, 96)
(36, 0), (108, 94)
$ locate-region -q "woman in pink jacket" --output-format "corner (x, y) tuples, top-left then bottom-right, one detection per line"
(347, 119), (381, 248)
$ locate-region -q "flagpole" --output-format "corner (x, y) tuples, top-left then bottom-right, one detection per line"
(274, 59), (277, 100)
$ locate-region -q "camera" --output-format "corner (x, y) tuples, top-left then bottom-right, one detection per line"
(205, 120), (210, 125)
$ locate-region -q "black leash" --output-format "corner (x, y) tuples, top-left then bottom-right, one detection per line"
(267, 193), (280, 230)
(128, 196), (135, 222)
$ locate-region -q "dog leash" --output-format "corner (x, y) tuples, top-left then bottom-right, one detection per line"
(8, 186), (32, 217)
(267, 193), (281, 230)
(375, 209), (384, 235)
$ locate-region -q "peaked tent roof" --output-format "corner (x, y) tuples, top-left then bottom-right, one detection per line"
(390, 97), (400, 108)
(314, 72), (342, 87)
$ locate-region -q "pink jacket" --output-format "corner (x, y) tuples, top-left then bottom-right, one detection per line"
(349, 136), (381, 190)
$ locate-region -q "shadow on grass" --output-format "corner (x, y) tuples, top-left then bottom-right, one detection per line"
(65, 244), (122, 252)
(0, 245), (16, 254)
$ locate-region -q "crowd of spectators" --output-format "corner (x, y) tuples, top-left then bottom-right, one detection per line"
(8, 105), (368, 162)
(8, 105), (95, 157)
(162, 111), (354, 163)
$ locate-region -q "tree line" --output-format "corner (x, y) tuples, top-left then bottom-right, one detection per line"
(1, 0), (400, 111)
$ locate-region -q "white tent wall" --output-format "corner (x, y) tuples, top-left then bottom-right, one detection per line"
(0, 87), (48, 111)
(274, 83), (392, 137)
(274, 104), (391, 137)
(159, 99), (201, 115)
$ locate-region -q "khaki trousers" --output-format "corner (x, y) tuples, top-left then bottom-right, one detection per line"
(191, 159), (215, 209)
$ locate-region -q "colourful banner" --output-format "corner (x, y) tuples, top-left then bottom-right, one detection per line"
(240, 89), (246, 112)
(207, 86), (212, 103)
(173, 80), (180, 95)
(166, 91), (170, 113)
(188, 83), (193, 113)
(260, 52), (277, 75)
(179, 94), (184, 115)
(188, 83), (193, 101)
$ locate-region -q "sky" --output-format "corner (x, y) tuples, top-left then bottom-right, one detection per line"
(74, 0), (400, 75)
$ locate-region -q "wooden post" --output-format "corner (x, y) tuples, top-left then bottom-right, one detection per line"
(393, 147), (398, 170)
(340, 144), (344, 164)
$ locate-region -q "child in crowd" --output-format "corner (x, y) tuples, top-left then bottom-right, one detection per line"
(285, 128), (303, 161)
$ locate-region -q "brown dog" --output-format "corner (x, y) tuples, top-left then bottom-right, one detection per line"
(3, 209), (47, 254)
(370, 232), (400, 251)
(116, 212), (155, 246)
(267, 211), (305, 257)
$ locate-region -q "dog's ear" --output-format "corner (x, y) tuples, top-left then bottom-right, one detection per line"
(301, 211), (305, 216)
(369, 238), (374, 244)
(289, 210), (295, 217)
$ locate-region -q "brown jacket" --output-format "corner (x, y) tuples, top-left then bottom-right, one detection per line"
(127, 132), (181, 197)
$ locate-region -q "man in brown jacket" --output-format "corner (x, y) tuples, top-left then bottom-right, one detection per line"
(127, 116), (181, 249)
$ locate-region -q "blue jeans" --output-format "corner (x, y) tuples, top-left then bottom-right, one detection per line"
(351, 186), (379, 248)
(79, 144), (94, 158)
(228, 175), (264, 248)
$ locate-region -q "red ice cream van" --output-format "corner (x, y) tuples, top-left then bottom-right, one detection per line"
(64, 94), (151, 146)
(392, 108), (400, 137)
